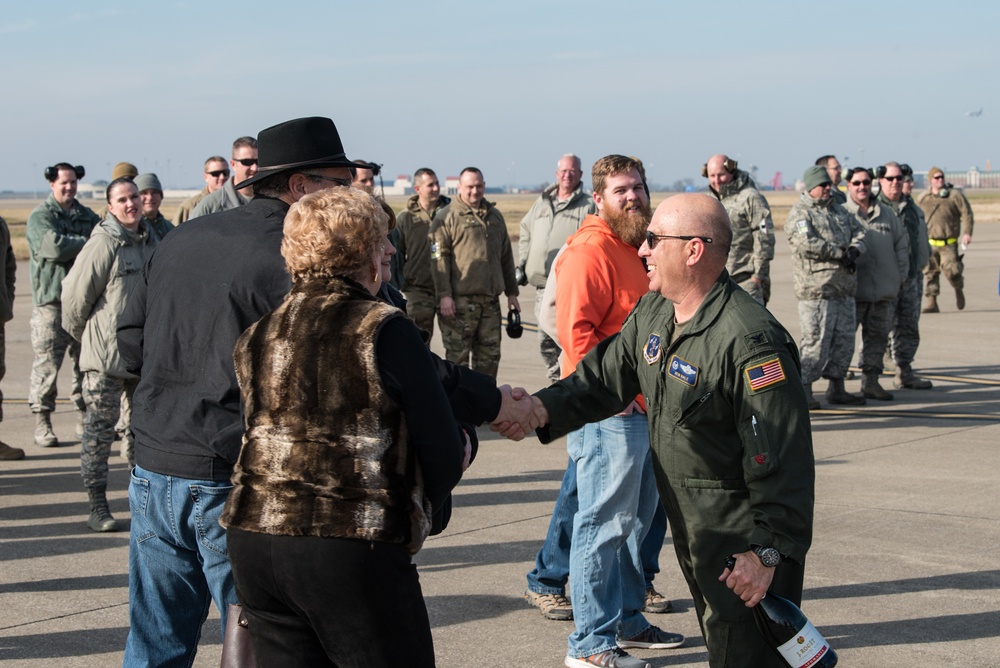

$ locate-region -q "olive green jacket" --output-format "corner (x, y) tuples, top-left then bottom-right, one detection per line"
(26, 195), (101, 306)
(429, 197), (518, 300)
(535, 271), (815, 563)
(396, 194), (450, 293)
(916, 187), (974, 241)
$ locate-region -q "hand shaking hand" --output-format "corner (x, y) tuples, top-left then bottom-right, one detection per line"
(490, 385), (549, 441)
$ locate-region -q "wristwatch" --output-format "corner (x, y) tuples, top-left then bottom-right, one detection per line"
(752, 545), (782, 568)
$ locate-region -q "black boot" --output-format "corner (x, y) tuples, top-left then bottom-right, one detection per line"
(825, 378), (866, 406)
(87, 486), (119, 532)
(862, 372), (893, 401)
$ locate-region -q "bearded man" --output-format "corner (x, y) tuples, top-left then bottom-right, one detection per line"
(551, 155), (685, 668)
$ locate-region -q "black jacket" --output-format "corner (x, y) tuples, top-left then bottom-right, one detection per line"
(118, 196), (292, 480)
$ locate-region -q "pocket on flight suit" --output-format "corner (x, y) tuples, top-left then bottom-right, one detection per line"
(738, 414), (780, 481)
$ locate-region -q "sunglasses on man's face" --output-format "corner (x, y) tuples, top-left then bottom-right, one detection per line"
(234, 158), (258, 167)
(207, 170), (230, 178)
(850, 180), (872, 187)
(882, 175), (904, 183)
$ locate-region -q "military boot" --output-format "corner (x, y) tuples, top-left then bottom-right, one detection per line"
(0, 440), (25, 460)
(922, 295), (939, 313)
(956, 288), (965, 310)
(33, 412), (58, 447)
(825, 378), (866, 406)
(895, 363), (933, 389)
(87, 486), (118, 532)
(862, 372), (893, 401)
(804, 383), (820, 410)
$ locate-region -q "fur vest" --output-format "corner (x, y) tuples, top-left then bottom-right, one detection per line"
(220, 275), (432, 554)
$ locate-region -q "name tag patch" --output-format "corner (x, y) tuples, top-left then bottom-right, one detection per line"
(745, 357), (786, 392)
(668, 355), (699, 386)
(643, 334), (662, 365)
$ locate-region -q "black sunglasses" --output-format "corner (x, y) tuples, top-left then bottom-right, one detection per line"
(850, 179), (872, 187)
(882, 175), (904, 183)
(234, 158), (258, 167)
(645, 231), (713, 249)
(206, 169), (230, 178)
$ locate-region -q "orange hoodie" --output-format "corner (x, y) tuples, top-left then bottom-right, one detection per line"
(554, 214), (649, 408)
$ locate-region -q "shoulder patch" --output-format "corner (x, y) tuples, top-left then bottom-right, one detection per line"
(794, 219), (810, 235)
(744, 330), (769, 350)
(643, 333), (662, 365)
(667, 354), (699, 386)
(744, 357), (786, 393)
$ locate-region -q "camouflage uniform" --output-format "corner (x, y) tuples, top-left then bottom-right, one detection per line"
(26, 195), (99, 416)
(709, 170), (775, 305)
(430, 196), (518, 378)
(396, 194), (450, 335)
(519, 184), (596, 380)
(917, 187), (973, 297)
(880, 193), (930, 367)
(80, 373), (136, 486)
(843, 198), (908, 375)
(785, 192), (867, 384)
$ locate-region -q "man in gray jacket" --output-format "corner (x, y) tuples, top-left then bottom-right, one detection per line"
(518, 154), (595, 381)
(842, 167), (909, 401)
(188, 137), (258, 219)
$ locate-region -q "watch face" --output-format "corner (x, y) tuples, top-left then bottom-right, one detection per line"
(756, 547), (781, 567)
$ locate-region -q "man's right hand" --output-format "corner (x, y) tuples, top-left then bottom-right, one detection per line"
(440, 295), (456, 318)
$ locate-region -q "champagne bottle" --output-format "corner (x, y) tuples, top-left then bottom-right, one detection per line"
(725, 557), (837, 667)
(753, 591), (838, 667)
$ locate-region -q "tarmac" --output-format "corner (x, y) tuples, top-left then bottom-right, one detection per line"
(1, 220), (998, 667)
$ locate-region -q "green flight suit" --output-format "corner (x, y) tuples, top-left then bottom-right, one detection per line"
(536, 271), (815, 668)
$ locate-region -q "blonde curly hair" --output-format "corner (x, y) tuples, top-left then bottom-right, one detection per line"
(282, 187), (388, 282)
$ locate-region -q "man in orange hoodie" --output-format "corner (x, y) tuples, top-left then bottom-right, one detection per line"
(554, 155), (684, 668)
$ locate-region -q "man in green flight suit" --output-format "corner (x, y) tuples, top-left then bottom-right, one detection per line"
(518, 194), (816, 667)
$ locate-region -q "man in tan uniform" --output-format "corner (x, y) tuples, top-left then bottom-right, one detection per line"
(918, 166), (973, 312)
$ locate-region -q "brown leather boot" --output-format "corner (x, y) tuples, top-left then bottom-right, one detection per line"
(922, 295), (939, 313)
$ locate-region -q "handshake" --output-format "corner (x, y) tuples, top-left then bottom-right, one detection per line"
(490, 385), (549, 441)
(840, 246), (860, 274)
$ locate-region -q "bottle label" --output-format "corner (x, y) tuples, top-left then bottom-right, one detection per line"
(776, 620), (832, 667)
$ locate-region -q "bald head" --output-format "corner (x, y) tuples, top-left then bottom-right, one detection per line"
(652, 193), (732, 260)
(705, 154), (736, 192)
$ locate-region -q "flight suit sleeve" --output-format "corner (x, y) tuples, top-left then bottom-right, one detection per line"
(732, 341), (815, 564)
(534, 308), (642, 442)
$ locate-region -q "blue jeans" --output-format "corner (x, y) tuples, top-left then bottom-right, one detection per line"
(566, 413), (660, 658)
(526, 458), (667, 595)
(123, 466), (238, 668)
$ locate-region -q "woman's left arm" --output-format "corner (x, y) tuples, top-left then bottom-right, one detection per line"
(376, 316), (465, 512)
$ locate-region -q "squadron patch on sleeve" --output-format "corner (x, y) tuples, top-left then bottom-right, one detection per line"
(794, 219), (810, 235)
(643, 333), (662, 365)
(667, 354), (699, 386)
(745, 357), (786, 392)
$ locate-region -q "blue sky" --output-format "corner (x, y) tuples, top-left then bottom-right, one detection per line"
(2, 1), (997, 192)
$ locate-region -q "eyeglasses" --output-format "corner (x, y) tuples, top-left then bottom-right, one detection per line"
(206, 170), (230, 178)
(233, 158), (258, 167)
(882, 175), (904, 182)
(850, 180), (872, 187)
(645, 231), (713, 249)
(932, 174), (945, 180)
(302, 173), (352, 187)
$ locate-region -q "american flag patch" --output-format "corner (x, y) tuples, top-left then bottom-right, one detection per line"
(745, 358), (785, 391)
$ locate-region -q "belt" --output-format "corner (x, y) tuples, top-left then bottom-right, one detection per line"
(928, 237), (958, 247)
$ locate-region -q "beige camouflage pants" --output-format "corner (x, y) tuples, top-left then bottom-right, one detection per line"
(404, 287), (437, 338)
(81, 371), (136, 488)
(438, 294), (502, 378)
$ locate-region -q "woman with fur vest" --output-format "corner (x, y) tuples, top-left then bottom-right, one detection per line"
(221, 187), (466, 667)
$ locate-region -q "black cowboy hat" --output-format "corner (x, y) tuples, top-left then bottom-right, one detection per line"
(234, 116), (357, 190)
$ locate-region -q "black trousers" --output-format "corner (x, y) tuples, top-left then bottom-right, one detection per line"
(227, 527), (435, 667)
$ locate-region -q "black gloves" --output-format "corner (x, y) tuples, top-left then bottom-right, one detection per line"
(840, 246), (860, 273)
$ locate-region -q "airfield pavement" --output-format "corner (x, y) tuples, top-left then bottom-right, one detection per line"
(0, 215), (998, 667)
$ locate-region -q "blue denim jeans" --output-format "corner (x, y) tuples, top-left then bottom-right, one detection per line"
(526, 458), (667, 595)
(566, 412), (659, 658)
(123, 466), (238, 668)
